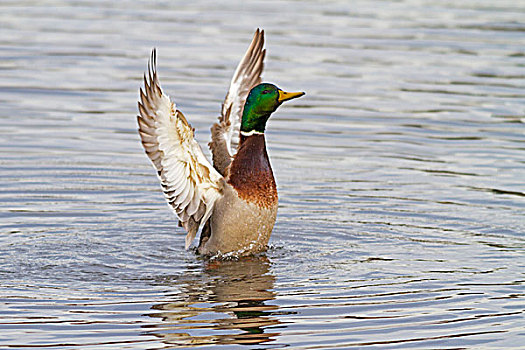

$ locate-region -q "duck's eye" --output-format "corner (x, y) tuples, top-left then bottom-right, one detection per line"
(261, 90), (270, 94)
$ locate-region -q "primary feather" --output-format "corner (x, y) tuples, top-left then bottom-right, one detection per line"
(209, 29), (266, 175)
(137, 49), (223, 249)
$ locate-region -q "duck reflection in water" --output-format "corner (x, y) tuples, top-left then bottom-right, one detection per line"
(144, 256), (283, 347)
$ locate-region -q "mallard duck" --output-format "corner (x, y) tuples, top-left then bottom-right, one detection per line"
(137, 29), (304, 256)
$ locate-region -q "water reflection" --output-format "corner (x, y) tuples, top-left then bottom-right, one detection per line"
(145, 256), (281, 347)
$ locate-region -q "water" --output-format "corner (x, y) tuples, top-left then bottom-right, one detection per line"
(1, 0), (524, 348)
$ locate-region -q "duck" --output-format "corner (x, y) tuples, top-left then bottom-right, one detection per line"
(137, 29), (304, 257)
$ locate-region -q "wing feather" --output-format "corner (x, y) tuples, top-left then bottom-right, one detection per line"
(137, 49), (223, 249)
(209, 29), (266, 175)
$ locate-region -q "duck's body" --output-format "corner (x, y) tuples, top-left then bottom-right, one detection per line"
(137, 29), (303, 257)
(199, 134), (278, 255)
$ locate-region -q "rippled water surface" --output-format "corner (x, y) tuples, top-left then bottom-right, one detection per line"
(1, 0), (524, 348)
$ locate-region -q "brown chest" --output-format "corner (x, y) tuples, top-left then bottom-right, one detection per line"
(227, 134), (278, 208)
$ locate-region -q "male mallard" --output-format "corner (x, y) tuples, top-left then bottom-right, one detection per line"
(137, 29), (304, 256)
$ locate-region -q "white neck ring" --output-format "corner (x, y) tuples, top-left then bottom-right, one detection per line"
(240, 130), (264, 136)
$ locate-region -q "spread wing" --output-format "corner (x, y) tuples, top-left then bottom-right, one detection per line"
(137, 49), (223, 249)
(209, 29), (266, 175)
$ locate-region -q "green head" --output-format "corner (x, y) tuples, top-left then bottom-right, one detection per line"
(240, 83), (304, 134)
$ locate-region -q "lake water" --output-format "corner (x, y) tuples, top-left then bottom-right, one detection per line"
(1, 0), (524, 348)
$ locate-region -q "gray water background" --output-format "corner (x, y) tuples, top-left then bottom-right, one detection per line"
(1, 0), (524, 348)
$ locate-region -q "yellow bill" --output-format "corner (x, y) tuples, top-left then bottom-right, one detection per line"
(278, 90), (305, 103)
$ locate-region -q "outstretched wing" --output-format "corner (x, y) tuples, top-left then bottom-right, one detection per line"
(137, 49), (223, 249)
(209, 29), (266, 174)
